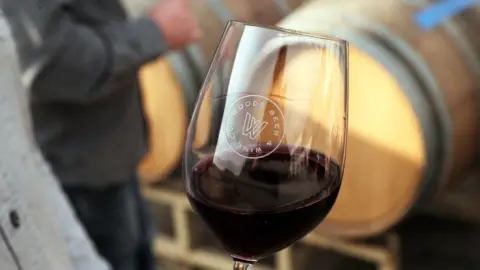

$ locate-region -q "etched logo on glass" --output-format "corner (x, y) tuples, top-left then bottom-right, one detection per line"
(224, 95), (285, 159)
(242, 112), (268, 140)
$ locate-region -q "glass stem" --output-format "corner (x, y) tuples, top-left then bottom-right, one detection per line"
(233, 259), (254, 270)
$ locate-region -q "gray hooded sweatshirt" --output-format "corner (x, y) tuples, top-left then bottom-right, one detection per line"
(1, 0), (168, 188)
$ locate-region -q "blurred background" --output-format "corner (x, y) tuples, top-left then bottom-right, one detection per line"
(121, 0), (479, 269)
(124, 0), (480, 270)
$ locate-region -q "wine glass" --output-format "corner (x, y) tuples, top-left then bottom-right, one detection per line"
(184, 21), (348, 269)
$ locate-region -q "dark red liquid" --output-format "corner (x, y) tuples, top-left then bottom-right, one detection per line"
(187, 144), (341, 260)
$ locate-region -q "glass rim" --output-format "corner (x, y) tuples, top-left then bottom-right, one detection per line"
(227, 20), (348, 46)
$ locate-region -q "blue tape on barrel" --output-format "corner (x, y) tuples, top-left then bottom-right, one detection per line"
(415, 0), (479, 31)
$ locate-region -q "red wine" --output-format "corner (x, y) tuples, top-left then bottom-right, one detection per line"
(187, 144), (341, 260)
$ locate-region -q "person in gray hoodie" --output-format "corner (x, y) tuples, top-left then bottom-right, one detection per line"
(0, 12), (110, 270)
(1, 0), (201, 269)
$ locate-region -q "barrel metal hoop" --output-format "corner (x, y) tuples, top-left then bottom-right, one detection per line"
(184, 0), (236, 79)
(403, 0), (480, 158)
(341, 11), (452, 208)
(288, 9), (449, 215)
(299, 23), (440, 233)
(275, 0), (292, 16)
(356, 32), (443, 214)
(204, 0), (234, 23)
(175, 0), (235, 149)
(155, 52), (200, 178)
(167, 52), (200, 118)
(184, 44), (209, 82)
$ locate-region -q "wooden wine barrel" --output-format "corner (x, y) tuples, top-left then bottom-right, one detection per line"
(137, 0), (305, 184)
(270, 0), (480, 237)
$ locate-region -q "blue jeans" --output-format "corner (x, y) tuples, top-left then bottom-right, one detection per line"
(64, 175), (157, 270)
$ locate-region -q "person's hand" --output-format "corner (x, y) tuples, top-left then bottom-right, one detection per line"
(148, 0), (202, 50)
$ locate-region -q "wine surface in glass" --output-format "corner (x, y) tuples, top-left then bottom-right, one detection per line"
(187, 144), (341, 260)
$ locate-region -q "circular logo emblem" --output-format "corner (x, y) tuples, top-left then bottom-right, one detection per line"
(224, 95), (285, 159)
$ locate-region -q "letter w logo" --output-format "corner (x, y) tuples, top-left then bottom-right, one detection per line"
(242, 112), (268, 140)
